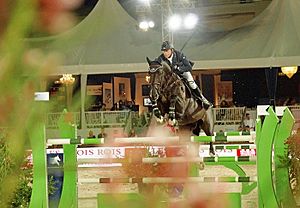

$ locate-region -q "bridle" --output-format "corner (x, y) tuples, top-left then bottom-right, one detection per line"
(149, 64), (162, 103)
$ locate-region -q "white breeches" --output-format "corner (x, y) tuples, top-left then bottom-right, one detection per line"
(182, 71), (197, 89)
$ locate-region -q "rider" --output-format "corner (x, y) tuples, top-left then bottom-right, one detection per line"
(155, 41), (213, 109)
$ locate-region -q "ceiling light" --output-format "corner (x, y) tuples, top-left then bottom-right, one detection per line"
(168, 14), (182, 31)
(184, 13), (198, 29)
(148, 21), (155, 28)
(139, 21), (149, 31)
(281, 66), (298, 78)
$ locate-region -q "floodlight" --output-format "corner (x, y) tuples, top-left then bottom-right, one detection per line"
(184, 13), (198, 29)
(168, 14), (182, 31)
(139, 21), (149, 31)
(148, 21), (155, 28)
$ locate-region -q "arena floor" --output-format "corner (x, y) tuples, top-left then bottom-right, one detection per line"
(78, 164), (257, 208)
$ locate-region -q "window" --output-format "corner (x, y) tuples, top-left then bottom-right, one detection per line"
(142, 84), (150, 96)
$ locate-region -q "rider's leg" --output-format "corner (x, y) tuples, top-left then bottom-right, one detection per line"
(181, 72), (213, 109)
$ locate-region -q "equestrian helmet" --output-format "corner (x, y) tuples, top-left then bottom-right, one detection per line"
(161, 41), (174, 51)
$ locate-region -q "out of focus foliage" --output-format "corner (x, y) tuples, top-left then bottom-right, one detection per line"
(0, 0), (81, 206)
(287, 130), (300, 196)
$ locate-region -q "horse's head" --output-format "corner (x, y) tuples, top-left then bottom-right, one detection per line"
(147, 57), (161, 72)
(146, 57), (172, 102)
(146, 57), (172, 74)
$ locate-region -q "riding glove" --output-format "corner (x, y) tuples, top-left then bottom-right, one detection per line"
(173, 65), (184, 75)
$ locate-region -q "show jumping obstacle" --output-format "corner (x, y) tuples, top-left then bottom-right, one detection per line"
(29, 107), (296, 208)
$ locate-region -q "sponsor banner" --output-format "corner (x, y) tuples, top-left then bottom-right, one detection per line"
(46, 146), (166, 159)
(47, 147), (124, 158)
(26, 147), (257, 166)
(200, 149), (237, 157)
(237, 149), (256, 157)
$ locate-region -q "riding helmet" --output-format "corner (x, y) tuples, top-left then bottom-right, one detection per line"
(161, 41), (174, 51)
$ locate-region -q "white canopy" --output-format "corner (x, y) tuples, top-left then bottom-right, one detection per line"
(192, 0), (300, 69)
(29, 0), (300, 74)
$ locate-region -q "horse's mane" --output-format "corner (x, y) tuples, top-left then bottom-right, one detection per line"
(161, 62), (172, 73)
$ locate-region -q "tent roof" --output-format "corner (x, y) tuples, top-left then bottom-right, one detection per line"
(191, 0), (300, 69)
(29, 0), (300, 74)
(29, 0), (162, 74)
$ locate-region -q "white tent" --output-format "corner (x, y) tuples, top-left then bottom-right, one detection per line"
(192, 0), (300, 69)
(29, 0), (300, 74)
(29, 0), (162, 74)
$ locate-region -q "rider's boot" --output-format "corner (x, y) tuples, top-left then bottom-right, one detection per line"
(192, 87), (213, 110)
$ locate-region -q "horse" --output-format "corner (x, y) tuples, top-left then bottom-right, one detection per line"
(146, 57), (214, 155)
(49, 155), (61, 166)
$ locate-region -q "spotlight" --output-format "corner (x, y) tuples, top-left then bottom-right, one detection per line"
(139, 21), (149, 31)
(148, 21), (155, 28)
(168, 14), (182, 31)
(184, 13), (198, 29)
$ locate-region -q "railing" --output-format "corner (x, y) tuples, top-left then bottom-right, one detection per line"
(212, 107), (246, 125)
(46, 112), (80, 129)
(45, 106), (300, 131)
(46, 111), (130, 129)
(123, 112), (152, 135)
(85, 111), (130, 128)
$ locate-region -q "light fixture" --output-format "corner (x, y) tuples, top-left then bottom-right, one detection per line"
(168, 14), (182, 31)
(139, 21), (149, 31)
(281, 66), (298, 78)
(184, 13), (198, 29)
(145, 75), (150, 83)
(139, 0), (150, 4)
(148, 21), (155, 28)
(168, 14), (198, 31)
(59, 74), (75, 85)
(139, 21), (155, 31)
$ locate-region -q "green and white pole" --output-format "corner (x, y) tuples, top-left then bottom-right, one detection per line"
(29, 92), (49, 208)
(98, 176), (258, 184)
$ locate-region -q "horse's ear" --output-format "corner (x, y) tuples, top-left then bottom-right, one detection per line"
(146, 57), (152, 65)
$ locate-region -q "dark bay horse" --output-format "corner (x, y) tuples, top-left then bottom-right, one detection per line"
(146, 57), (214, 154)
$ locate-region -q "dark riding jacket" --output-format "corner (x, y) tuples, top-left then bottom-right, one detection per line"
(155, 50), (193, 74)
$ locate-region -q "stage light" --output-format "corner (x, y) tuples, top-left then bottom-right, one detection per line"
(184, 13), (198, 29)
(168, 14), (182, 31)
(139, 21), (149, 31)
(148, 21), (155, 28)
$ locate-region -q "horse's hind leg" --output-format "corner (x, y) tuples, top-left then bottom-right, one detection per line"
(192, 120), (201, 136)
(201, 118), (215, 156)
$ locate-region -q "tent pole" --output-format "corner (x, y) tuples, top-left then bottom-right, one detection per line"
(265, 67), (278, 109)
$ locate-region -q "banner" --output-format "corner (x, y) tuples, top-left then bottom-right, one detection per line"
(87, 85), (102, 95)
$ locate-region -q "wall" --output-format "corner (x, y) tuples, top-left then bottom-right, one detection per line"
(135, 73), (150, 113)
(113, 77), (131, 104)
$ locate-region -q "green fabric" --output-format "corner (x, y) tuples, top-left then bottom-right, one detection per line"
(27, 0), (300, 73)
(274, 108), (296, 208)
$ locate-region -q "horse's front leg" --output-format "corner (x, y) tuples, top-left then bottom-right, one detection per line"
(168, 95), (177, 126)
(152, 101), (164, 123)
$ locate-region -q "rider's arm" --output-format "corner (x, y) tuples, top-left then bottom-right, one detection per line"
(175, 51), (192, 72)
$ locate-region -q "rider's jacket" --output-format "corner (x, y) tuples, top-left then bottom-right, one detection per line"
(155, 50), (193, 74)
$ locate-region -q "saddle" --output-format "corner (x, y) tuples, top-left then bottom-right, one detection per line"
(177, 76), (193, 99)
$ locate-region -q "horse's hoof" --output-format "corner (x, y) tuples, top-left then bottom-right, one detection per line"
(168, 119), (177, 126)
(209, 150), (215, 157)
